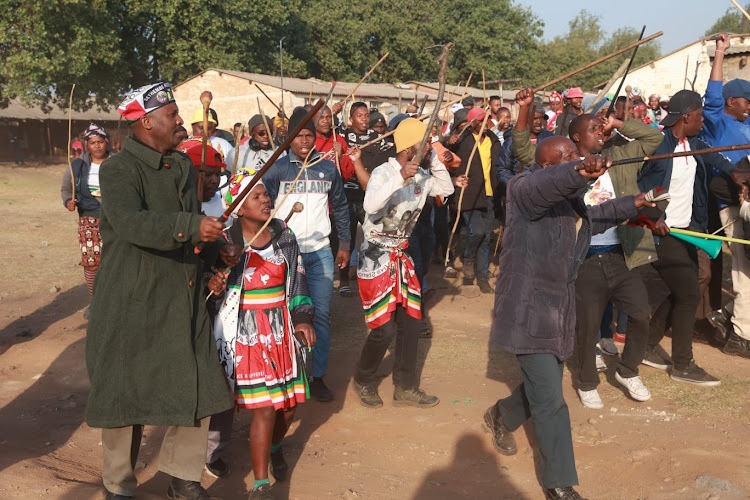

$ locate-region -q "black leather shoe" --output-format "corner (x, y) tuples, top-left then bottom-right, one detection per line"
(270, 446), (288, 481)
(483, 405), (517, 455)
(477, 279), (494, 294)
(105, 492), (132, 500)
(544, 486), (586, 499)
(166, 477), (209, 500)
(204, 457), (230, 478)
(309, 377), (335, 402)
(723, 331), (750, 358)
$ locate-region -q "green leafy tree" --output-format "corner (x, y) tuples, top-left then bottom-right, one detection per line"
(0, 0), (305, 109)
(705, 3), (750, 34)
(528, 10), (660, 91)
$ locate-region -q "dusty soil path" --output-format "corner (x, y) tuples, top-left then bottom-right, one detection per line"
(1, 163), (749, 500)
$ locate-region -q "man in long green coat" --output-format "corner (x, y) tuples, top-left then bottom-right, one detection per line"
(86, 82), (235, 500)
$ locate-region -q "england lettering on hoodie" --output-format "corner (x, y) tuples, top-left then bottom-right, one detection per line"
(262, 149), (350, 254)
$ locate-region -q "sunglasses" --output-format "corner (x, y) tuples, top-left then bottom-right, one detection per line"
(254, 130), (269, 137)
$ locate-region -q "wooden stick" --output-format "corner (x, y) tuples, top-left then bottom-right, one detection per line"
(452, 73), (474, 108)
(482, 69), (486, 107)
(671, 227), (750, 246)
(359, 129), (396, 150)
(309, 83), (314, 103)
(574, 142), (750, 171)
(254, 83), (281, 112)
(231, 126), (242, 174)
(241, 150), (324, 253)
(198, 91), (212, 203)
(406, 43), (454, 187)
(605, 25), (646, 118)
(416, 94), (429, 116)
(702, 33), (750, 40)
(493, 226), (503, 256)
(730, 0), (750, 22)
(257, 97), (275, 153)
(713, 216), (739, 235)
(533, 31), (663, 92)
(585, 57), (629, 113)
(445, 106), (491, 265)
(285, 202), (304, 224)
(609, 143), (750, 167)
(66, 84), (76, 203)
(195, 98), (326, 254)
(341, 52), (390, 103)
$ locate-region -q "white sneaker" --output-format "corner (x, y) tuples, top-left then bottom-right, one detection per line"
(615, 372), (651, 402)
(577, 388), (604, 409)
(595, 354), (607, 372)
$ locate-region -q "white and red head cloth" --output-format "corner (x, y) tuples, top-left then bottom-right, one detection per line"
(118, 82), (175, 121)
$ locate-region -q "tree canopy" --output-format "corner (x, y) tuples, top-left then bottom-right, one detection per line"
(1, 1), (673, 111)
(705, 3), (750, 35)
(526, 11), (661, 90)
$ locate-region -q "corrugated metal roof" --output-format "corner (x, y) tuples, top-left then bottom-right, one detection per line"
(405, 81), (523, 102)
(180, 68), (441, 101)
(0, 98), (121, 121)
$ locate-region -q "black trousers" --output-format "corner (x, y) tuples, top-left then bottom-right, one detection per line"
(355, 305), (419, 389)
(496, 353), (578, 489)
(645, 234), (700, 368)
(574, 248), (650, 390)
(331, 200), (365, 284)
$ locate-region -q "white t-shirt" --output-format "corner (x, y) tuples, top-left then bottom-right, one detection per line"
(88, 162), (101, 197)
(666, 140), (696, 228)
(584, 171), (620, 245)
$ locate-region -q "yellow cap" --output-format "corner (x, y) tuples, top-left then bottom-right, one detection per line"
(189, 108), (218, 125)
(394, 117), (427, 153)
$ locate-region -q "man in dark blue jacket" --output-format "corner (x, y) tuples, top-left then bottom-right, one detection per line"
(484, 91), (656, 500)
(638, 90), (735, 386)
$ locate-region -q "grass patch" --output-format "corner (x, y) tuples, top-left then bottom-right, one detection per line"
(641, 371), (750, 421)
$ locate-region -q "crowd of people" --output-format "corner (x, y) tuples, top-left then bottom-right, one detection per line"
(61, 33), (750, 500)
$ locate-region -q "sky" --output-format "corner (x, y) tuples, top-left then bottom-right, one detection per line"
(517, 0), (736, 54)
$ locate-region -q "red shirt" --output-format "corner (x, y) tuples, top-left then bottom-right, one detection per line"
(315, 133), (354, 181)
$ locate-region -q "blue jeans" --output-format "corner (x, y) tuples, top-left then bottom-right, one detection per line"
(302, 246), (334, 378)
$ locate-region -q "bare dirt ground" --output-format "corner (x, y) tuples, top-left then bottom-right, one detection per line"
(1, 162), (749, 500)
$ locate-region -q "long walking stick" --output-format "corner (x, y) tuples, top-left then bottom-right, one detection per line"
(257, 97), (276, 153)
(198, 91), (212, 202)
(445, 107), (492, 266)
(66, 84), (76, 204)
(581, 143), (750, 169)
(341, 52), (390, 104)
(533, 31), (663, 93)
(730, 0), (750, 22)
(605, 26), (646, 118)
(405, 43), (454, 187)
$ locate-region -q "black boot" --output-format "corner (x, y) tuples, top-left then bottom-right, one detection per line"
(544, 486), (586, 499)
(483, 405), (517, 455)
(166, 477), (209, 500)
(462, 258), (476, 285)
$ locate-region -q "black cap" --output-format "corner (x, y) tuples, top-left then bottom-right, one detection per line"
(369, 111), (386, 127)
(450, 108), (470, 134)
(247, 114), (272, 133)
(660, 90), (702, 127)
(288, 107), (316, 137)
(461, 96), (475, 107)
